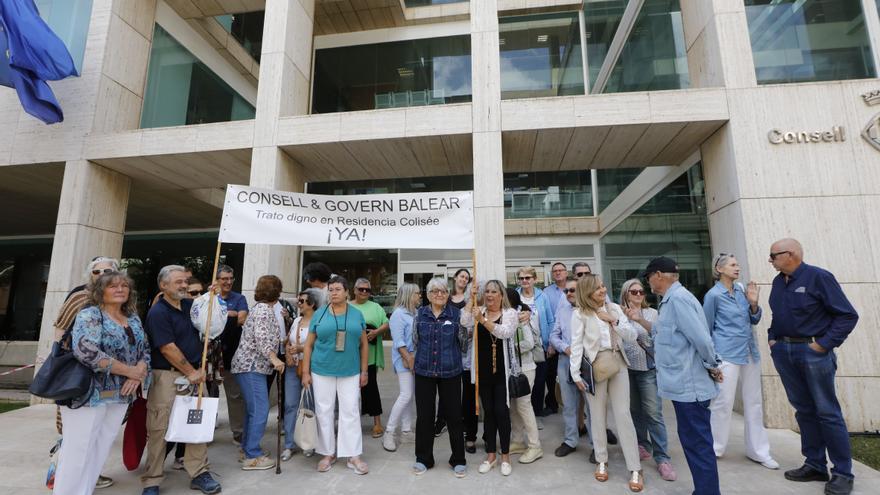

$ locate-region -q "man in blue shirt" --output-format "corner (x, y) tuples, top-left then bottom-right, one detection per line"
(644, 257), (722, 495)
(142, 265), (220, 495)
(767, 239), (858, 495)
(216, 265), (249, 445)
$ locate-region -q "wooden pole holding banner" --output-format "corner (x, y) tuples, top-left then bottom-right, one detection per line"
(472, 249), (479, 416)
(197, 242), (223, 409)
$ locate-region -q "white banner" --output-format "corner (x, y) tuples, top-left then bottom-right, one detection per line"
(219, 185), (474, 249)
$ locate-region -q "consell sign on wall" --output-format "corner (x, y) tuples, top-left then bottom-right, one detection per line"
(768, 126), (846, 144)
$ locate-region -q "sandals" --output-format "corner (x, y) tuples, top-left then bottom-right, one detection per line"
(317, 455), (337, 472)
(595, 462), (609, 482)
(629, 470), (644, 492)
(347, 457), (369, 475)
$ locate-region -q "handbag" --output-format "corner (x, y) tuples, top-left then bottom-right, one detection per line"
(508, 327), (531, 399)
(164, 394), (219, 444)
(293, 386), (318, 451)
(591, 350), (619, 383)
(30, 330), (93, 407)
(575, 355), (596, 395)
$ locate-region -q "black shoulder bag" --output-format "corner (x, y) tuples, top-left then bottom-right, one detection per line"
(508, 322), (531, 399)
(30, 326), (94, 408)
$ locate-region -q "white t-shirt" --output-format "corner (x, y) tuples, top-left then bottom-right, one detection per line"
(288, 316), (310, 360)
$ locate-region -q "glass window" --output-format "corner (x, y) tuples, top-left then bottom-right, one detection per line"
(215, 11), (264, 62)
(0, 240), (52, 341)
(35, 0), (93, 74)
(312, 36), (472, 113)
(585, 0), (689, 92)
(303, 250), (397, 315)
(596, 167), (644, 212)
(404, 0), (467, 6)
(141, 25), (255, 129)
(499, 12), (585, 99)
(744, 0), (876, 84)
(601, 162), (711, 303)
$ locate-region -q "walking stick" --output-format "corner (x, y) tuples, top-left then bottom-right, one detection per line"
(276, 368), (283, 474)
(472, 249), (479, 416)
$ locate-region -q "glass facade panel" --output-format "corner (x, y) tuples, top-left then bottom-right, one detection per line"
(214, 11), (264, 62)
(404, 0), (467, 6)
(141, 25), (255, 129)
(584, 0), (689, 92)
(312, 36), (472, 113)
(303, 250), (398, 315)
(597, 167), (643, 212)
(499, 13), (585, 99)
(35, 0), (93, 73)
(308, 170), (593, 218)
(601, 162), (711, 303)
(0, 240), (52, 341)
(744, 0), (876, 84)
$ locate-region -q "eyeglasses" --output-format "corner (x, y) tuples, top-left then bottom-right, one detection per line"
(628, 289), (646, 296)
(575, 272), (590, 277)
(356, 287), (372, 293)
(429, 289), (448, 295)
(187, 290), (203, 296)
(517, 276), (533, 281)
(218, 277), (234, 282)
(91, 268), (114, 276)
(563, 288), (576, 294)
(769, 250), (791, 260)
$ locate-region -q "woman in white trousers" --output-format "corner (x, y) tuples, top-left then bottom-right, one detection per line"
(703, 253), (778, 470)
(383, 283), (421, 451)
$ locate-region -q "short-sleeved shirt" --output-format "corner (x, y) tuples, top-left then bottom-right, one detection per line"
(352, 300), (388, 369)
(220, 291), (249, 369)
(309, 304), (366, 377)
(146, 297), (202, 370)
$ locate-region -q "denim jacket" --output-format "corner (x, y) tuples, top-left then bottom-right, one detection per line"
(413, 304), (466, 379)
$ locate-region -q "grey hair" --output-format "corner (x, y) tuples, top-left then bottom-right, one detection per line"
(572, 261), (592, 272)
(712, 253), (736, 279)
(354, 277), (371, 287)
(426, 277), (449, 294)
(85, 257), (119, 282)
(394, 283), (420, 314)
(298, 288), (323, 309)
(157, 264), (187, 286)
(619, 278), (649, 309)
(216, 264), (234, 277)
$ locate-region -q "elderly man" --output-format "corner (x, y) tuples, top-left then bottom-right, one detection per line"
(767, 239), (858, 495)
(142, 265), (220, 495)
(217, 265), (249, 445)
(644, 257), (722, 495)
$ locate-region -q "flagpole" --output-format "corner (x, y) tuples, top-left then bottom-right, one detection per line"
(472, 249), (479, 416)
(197, 241), (222, 409)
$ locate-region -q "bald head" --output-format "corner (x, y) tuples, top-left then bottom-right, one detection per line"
(769, 238), (803, 274)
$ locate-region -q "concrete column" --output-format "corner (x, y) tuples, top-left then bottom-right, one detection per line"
(241, 0), (314, 300)
(680, 0), (757, 88)
(470, 0), (506, 283)
(33, 161), (131, 395)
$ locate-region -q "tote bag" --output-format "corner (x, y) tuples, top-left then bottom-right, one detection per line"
(164, 395), (219, 444)
(293, 386), (318, 451)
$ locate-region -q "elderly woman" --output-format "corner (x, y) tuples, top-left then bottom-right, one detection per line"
(302, 276), (370, 475)
(506, 288), (543, 464)
(351, 278), (389, 438)
(411, 278), (467, 477)
(281, 288), (322, 460)
(461, 280), (518, 476)
(619, 279), (676, 481)
(53, 271), (150, 495)
(570, 274), (643, 492)
(383, 283), (420, 452)
(704, 253), (778, 470)
(515, 266), (555, 429)
(231, 275), (286, 471)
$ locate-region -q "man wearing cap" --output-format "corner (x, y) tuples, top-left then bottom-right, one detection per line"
(767, 239), (858, 495)
(643, 257), (723, 495)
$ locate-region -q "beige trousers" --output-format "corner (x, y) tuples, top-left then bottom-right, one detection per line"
(585, 351), (641, 472)
(510, 369), (541, 449)
(141, 369), (210, 487)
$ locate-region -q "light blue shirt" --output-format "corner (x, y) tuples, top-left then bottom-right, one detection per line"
(654, 282), (721, 403)
(389, 306), (415, 374)
(703, 281), (762, 365)
(543, 283), (566, 316)
(549, 302), (575, 355)
(517, 286), (556, 349)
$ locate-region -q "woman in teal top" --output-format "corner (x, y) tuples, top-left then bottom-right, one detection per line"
(303, 276), (370, 475)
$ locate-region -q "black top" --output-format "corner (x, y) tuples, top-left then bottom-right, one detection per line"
(476, 316), (504, 385)
(145, 297), (201, 370)
(448, 298), (467, 310)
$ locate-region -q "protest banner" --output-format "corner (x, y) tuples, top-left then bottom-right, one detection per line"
(218, 185), (474, 249)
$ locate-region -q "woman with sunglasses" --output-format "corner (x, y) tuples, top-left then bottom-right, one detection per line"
(54, 271), (150, 495)
(619, 279), (676, 482)
(704, 253), (778, 470)
(281, 288), (321, 460)
(515, 266), (555, 430)
(351, 278), (389, 438)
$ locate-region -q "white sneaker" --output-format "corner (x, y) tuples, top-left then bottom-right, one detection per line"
(519, 448), (543, 464)
(400, 430), (415, 443)
(759, 458), (780, 470)
(501, 461), (512, 476)
(382, 432), (398, 452)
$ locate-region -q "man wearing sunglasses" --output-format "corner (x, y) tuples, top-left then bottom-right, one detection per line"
(767, 239), (858, 495)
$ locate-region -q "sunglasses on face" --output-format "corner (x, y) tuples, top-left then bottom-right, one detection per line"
(356, 287), (372, 293)
(563, 288), (576, 294)
(769, 250), (791, 260)
(297, 298), (308, 304)
(92, 268), (114, 276)
(575, 272), (590, 277)
(187, 290), (203, 296)
(517, 276), (533, 281)
(628, 289), (646, 296)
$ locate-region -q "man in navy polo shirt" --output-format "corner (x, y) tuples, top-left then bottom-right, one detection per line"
(217, 265), (249, 445)
(141, 265), (220, 495)
(767, 239), (858, 495)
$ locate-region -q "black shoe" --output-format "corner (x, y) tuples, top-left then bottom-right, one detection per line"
(824, 475), (854, 495)
(465, 441), (476, 454)
(589, 450), (597, 464)
(606, 429), (618, 445)
(542, 407), (558, 416)
(785, 465), (830, 482)
(578, 425), (588, 437)
(554, 443), (576, 457)
(433, 421), (447, 437)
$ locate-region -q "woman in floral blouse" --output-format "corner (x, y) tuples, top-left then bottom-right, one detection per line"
(54, 271), (150, 495)
(231, 275), (286, 471)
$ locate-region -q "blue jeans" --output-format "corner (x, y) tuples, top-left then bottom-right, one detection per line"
(673, 400), (720, 495)
(628, 368), (670, 463)
(771, 341), (852, 478)
(283, 371), (303, 450)
(236, 372), (270, 459)
(558, 355), (592, 448)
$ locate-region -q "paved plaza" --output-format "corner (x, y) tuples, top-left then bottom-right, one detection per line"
(2, 364), (878, 495)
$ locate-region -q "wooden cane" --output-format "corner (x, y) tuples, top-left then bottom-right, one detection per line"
(472, 249), (479, 416)
(276, 368), (283, 474)
(197, 242), (222, 409)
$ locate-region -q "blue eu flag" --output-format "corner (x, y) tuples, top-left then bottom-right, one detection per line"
(0, 0), (78, 124)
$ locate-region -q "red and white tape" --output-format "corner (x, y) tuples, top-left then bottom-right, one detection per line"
(0, 364), (35, 377)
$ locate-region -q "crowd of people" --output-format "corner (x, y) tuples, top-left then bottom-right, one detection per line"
(47, 237), (860, 495)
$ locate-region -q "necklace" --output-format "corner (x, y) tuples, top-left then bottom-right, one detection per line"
(484, 309), (501, 374)
(332, 305), (348, 331)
